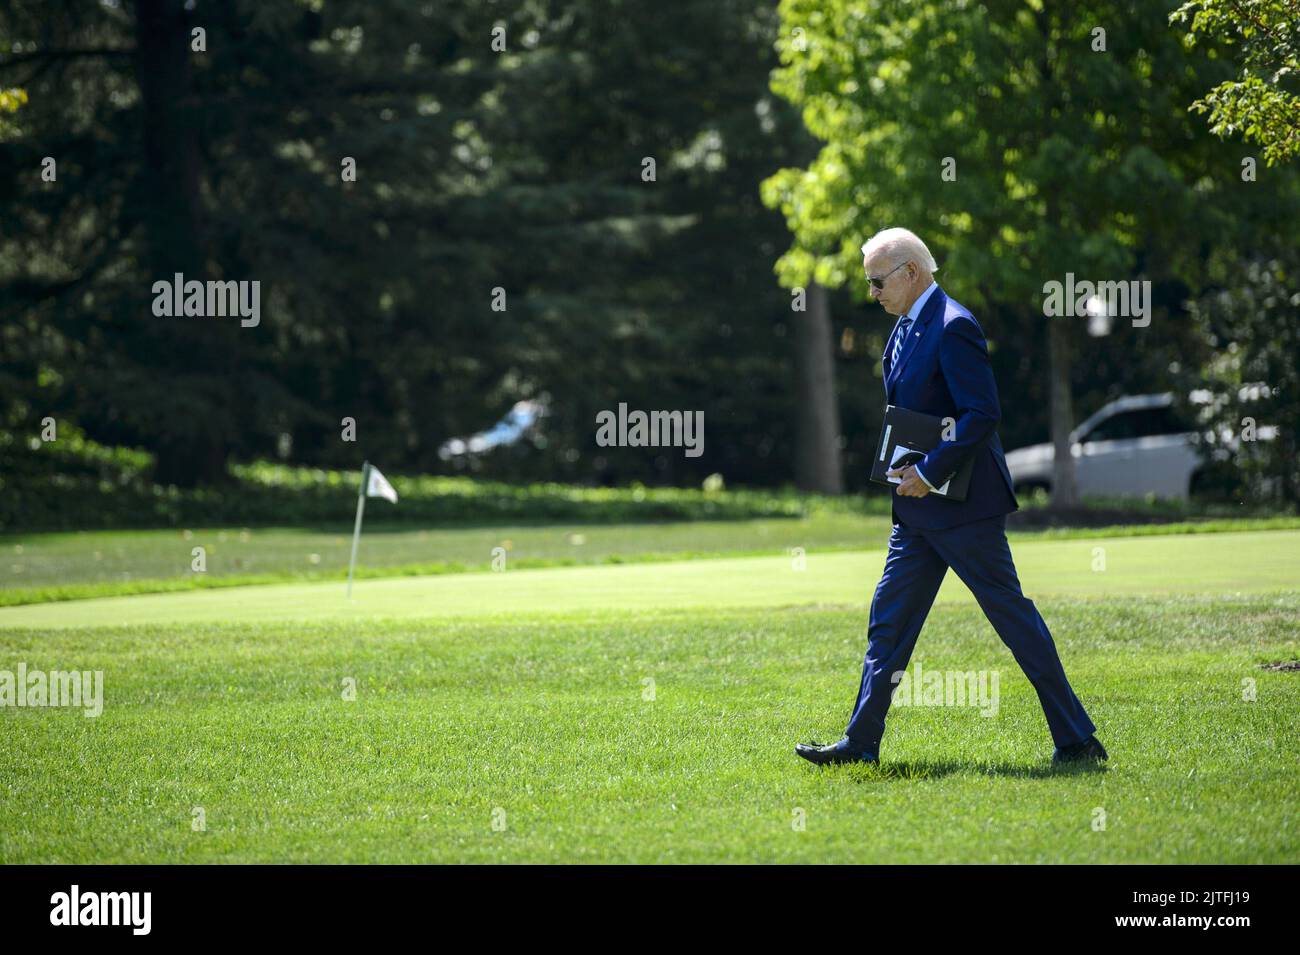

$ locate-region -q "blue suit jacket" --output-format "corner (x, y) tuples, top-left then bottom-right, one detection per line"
(883, 285), (1018, 530)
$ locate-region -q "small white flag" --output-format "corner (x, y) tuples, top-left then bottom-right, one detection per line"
(366, 465), (398, 503)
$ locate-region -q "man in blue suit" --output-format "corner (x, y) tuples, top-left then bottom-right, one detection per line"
(796, 227), (1107, 767)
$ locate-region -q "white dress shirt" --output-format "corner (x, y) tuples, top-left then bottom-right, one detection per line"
(892, 282), (940, 491)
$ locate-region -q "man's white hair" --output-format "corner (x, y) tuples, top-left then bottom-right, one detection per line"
(860, 227), (939, 273)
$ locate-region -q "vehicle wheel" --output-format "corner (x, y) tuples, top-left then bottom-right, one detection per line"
(1189, 464), (1242, 502)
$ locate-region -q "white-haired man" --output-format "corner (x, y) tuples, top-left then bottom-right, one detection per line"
(795, 227), (1107, 766)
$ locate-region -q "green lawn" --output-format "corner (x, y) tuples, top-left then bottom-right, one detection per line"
(5, 513), (1297, 606)
(0, 528), (1296, 630)
(0, 527), (1296, 863)
(0, 513), (891, 604)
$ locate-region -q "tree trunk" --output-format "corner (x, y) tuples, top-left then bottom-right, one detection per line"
(793, 282), (844, 494)
(1034, 7), (1080, 511)
(1047, 316), (1080, 508)
(135, 0), (231, 487)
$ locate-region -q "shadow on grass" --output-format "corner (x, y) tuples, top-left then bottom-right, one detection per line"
(805, 759), (1110, 782)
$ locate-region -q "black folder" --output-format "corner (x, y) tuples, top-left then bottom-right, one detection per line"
(870, 405), (974, 501)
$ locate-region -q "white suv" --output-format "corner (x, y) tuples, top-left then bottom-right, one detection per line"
(1004, 394), (1202, 499)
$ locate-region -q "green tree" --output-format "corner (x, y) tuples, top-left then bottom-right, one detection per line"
(2, 0), (822, 493)
(1174, 255), (1300, 504)
(1172, 0), (1300, 166)
(761, 0), (1294, 507)
(0, 85), (24, 124)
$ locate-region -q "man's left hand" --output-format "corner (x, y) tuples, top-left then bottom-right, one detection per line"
(887, 464), (931, 498)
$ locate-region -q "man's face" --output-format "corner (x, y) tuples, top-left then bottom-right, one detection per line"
(864, 253), (913, 316)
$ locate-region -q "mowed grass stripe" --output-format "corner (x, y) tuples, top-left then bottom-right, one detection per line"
(0, 530), (1295, 631)
(1, 598), (1296, 863)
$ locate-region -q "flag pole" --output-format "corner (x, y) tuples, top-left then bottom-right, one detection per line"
(346, 461), (369, 599)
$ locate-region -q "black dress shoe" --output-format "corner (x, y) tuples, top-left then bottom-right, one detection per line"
(795, 737), (879, 766)
(1052, 735), (1109, 764)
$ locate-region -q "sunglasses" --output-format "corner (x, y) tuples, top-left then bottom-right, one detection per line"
(866, 260), (909, 292)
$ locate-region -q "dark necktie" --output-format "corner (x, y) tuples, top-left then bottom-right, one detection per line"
(890, 316), (913, 368)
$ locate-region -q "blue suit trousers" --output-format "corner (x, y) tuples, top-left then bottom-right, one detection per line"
(845, 514), (1096, 750)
